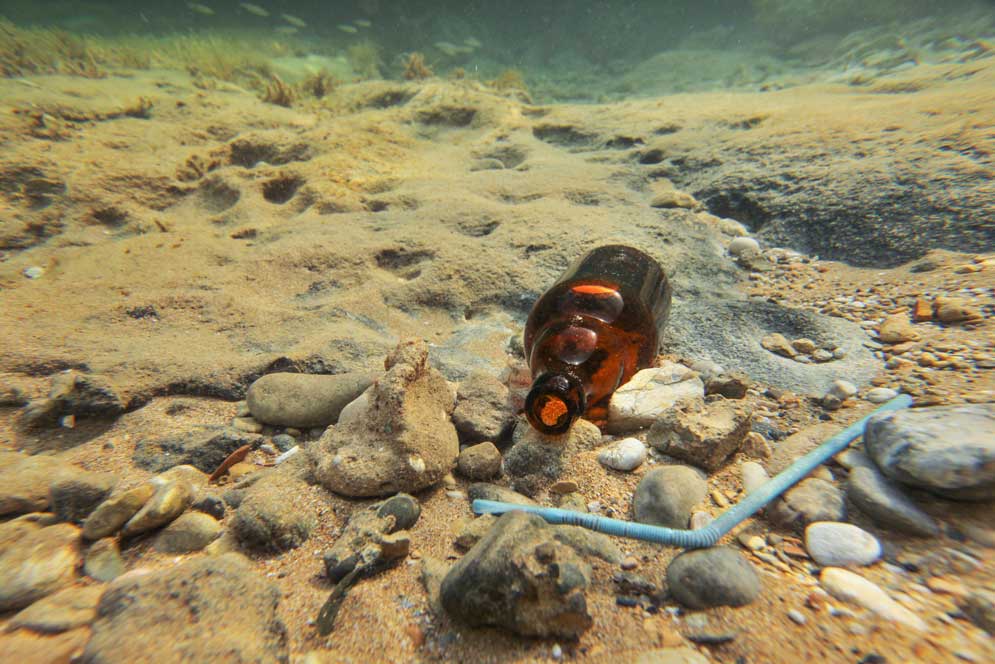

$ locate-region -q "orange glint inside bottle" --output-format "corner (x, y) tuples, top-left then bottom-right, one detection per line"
(523, 245), (671, 435)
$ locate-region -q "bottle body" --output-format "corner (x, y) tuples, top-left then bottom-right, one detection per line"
(524, 245), (671, 434)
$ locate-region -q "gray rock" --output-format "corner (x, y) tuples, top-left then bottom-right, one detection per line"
(376, 493), (421, 531)
(50, 471), (117, 523)
(468, 482), (536, 506)
(503, 417), (601, 496)
(633, 466), (708, 529)
(8, 584), (104, 633)
(0, 522), (81, 611)
(452, 371), (514, 443)
(666, 547), (761, 609)
(648, 400), (752, 471)
(550, 526), (623, 564)
(804, 522), (881, 567)
(864, 403), (995, 501)
(232, 475), (314, 551)
(311, 340), (459, 497)
(728, 236), (760, 257)
(607, 363), (705, 433)
(192, 493), (226, 520)
(154, 511), (223, 553)
(82, 483), (155, 541)
(132, 426), (262, 474)
(121, 480), (193, 538)
(0, 454), (76, 516)
(440, 511), (593, 638)
(271, 433), (297, 452)
(82, 553), (289, 663)
(848, 466), (939, 537)
(960, 590), (995, 635)
(597, 437), (647, 471)
(704, 371), (752, 399)
(22, 370), (124, 427)
(84, 538), (125, 582)
(457, 442), (503, 480)
(769, 478), (845, 532)
(246, 370), (375, 428)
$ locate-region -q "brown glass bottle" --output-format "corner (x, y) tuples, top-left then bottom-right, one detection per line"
(523, 245), (671, 435)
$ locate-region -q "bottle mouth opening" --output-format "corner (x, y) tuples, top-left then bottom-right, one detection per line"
(524, 372), (585, 435)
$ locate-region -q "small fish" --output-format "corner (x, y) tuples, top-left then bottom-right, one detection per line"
(281, 13), (307, 28)
(337, 24), (358, 34)
(187, 2), (215, 16)
(354, 19), (372, 28)
(240, 2), (269, 17)
(274, 25), (298, 35)
(464, 36), (482, 49)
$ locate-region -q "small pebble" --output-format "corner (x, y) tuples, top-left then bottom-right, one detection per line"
(805, 522), (881, 567)
(729, 237), (760, 257)
(260, 443), (278, 455)
(787, 609), (807, 625)
(551, 644), (563, 660)
(864, 387), (899, 404)
(690, 511), (714, 530)
(598, 437), (647, 471)
(23, 266), (44, 279)
(271, 434), (296, 452)
(621, 556), (639, 570)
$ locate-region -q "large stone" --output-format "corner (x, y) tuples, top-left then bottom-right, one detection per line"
(452, 370), (514, 443)
(0, 454), (76, 516)
(82, 554), (289, 663)
(769, 478), (845, 532)
(648, 400), (752, 471)
(311, 339), (459, 497)
(246, 370), (375, 428)
(440, 511), (593, 638)
(121, 480), (193, 537)
(154, 511), (223, 553)
(0, 523), (82, 611)
(8, 584), (104, 633)
(847, 465), (940, 537)
(607, 363), (705, 433)
(864, 403), (995, 501)
(232, 475), (314, 551)
(632, 465), (708, 529)
(132, 426), (262, 474)
(82, 483), (156, 541)
(50, 471), (117, 523)
(666, 547), (762, 609)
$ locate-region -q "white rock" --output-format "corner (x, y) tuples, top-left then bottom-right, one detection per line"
(827, 380), (858, 400)
(805, 522), (881, 567)
(728, 237), (760, 257)
(864, 387), (899, 404)
(607, 362), (705, 433)
(820, 567), (927, 631)
(597, 437), (647, 471)
(690, 511), (714, 530)
(23, 266), (44, 279)
(741, 461), (769, 494)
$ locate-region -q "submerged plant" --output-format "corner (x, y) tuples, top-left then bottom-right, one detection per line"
(402, 52), (433, 80)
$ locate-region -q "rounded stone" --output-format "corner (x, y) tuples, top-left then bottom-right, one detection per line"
(805, 522), (881, 567)
(597, 437), (647, 472)
(666, 547), (762, 609)
(247, 371), (376, 428)
(154, 511), (223, 553)
(232, 478), (314, 551)
(633, 466), (707, 529)
(728, 237), (760, 257)
(864, 387), (899, 404)
(770, 478), (845, 532)
(847, 466), (939, 537)
(456, 442), (502, 480)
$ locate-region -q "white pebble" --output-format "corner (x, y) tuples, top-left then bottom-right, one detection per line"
(274, 445), (300, 465)
(551, 644), (563, 660)
(787, 609), (807, 624)
(23, 266), (44, 279)
(820, 567), (927, 631)
(864, 387), (899, 404)
(805, 522), (881, 567)
(741, 461), (769, 494)
(597, 437), (647, 471)
(728, 236), (760, 257)
(827, 380), (858, 400)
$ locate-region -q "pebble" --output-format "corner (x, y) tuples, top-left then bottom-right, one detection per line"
(666, 547), (762, 609)
(456, 442), (503, 480)
(827, 379), (858, 400)
(154, 511), (222, 553)
(259, 443), (278, 455)
(689, 359), (724, 379)
(632, 465), (707, 529)
(864, 403), (995, 500)
(7, 584), (103, 633)
(728, 236), (760, 257)
(761, 332), (796, 358)
(787, 609), (807, 624)
(741, 461), (769, 494)
(231, 416), (263, 433)
(83, 537), (124, 582)
(597, 437), (647, 471)
(770, 478), (845, 532)
(805, 522), (881, 567)
(121, 480), (193, 537)
(621, 556), (639, 570)
(878, 313), (920, 343)
(847, 466), (939, 537)
(271, 434), (296, 451)
(690, 511), (714, 530)
(82, 483), (156, 541)
(820, 567), (927, 631)
(0, 522), (82, 611)
(23, 266), (45, 279)
(864, 387), (899, 404)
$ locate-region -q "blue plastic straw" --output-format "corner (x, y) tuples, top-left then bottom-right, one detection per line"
(473, 394), (913, 548)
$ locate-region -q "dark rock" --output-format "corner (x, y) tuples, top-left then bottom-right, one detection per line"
(769, 478), (845, 532)
(82, 553), (289, 663)
(704, 371), (752, 399)
(666, 547), (761, 609)
(132, 426), (262, 474)
(246, 371), (375, 428)
(440, 511), (593, 638)
(376, 493), (421, 532)
(457, 442), (502, 480)
(84, 538), (124, 582)
(0, 522), (81, 611)
(960, 590), (995, 635)
(848, 466), (939, 537)
(633, 466), (708, 529)
(452, 371), (513, 443)
(192, 494), (226, 520)
(271, 433), (297, 452)
(22, 370), (124, 427)
(50, 471), (117, 523)
(232, 475), (314, 552)
(503, 417), (602, 496)
(648, 401), (752, 471)
(864, 403), (995, 501)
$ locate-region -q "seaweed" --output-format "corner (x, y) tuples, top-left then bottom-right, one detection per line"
(402, 52), (433, 80)
(260, 74), (296, 107)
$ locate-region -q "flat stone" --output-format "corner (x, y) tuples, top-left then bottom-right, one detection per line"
(82, 553), (289, 662)
(0, 454), (76, 516)
(0, 523), (81, 611)
(82, 483), (155, 541)
(8, 584), (104, 633)
(864, 387), (899, 404)
(761, 333), (796, 358)
(49, 471), (117, 523)
(84, 538), (125, 582)
(864, 403), (995, 500)
(154, 511), (222, 553)
(820, 567), (927, 631)
(121, 481), (193, 538)
(607, 363), (704, 434)
(247, 370), (376, 428)
(769, 478), (845, 532)
(666, 547), (762, 609)
(847, 466), (940, 537)
(632, 465), (707, 529)
(597, 437), (647, 471)
(805, 522), (881, 567)
(457, 442), (503, 480)
(648, 401), (751, 471)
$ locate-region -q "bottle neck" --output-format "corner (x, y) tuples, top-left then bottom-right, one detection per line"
(524, 372), (586, 435)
